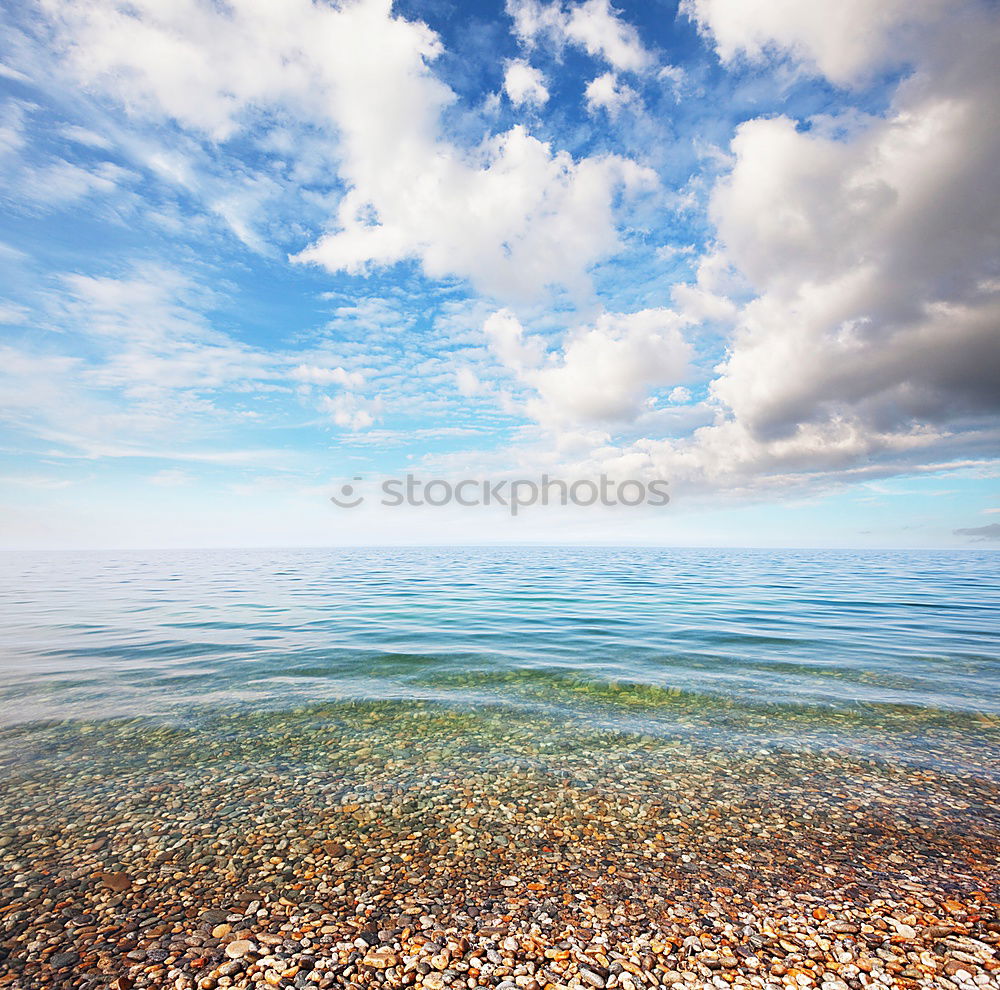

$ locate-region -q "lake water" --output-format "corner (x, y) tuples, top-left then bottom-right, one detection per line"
(1, 546), (999, 765)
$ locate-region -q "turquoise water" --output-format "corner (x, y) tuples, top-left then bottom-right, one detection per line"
(1, 547), (998, 738)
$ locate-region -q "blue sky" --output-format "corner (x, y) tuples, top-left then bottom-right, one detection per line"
(0, 0), (998, 548)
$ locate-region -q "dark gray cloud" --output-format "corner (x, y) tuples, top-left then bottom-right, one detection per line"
(953, 523), (1000, 542)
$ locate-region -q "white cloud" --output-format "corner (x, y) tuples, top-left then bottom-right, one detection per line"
(59, 123), (113, 149)
(0, 263), (380, 469)
(564, 0), (651, 72)
(14, 0), (997, 514)
(318, 392), (382, 430)
(291, 364), (365, 388)
(56, 268), (376, 409)
(483, 309), (547, 374)
(18, 159), (135, 204)
(40, 0), (653, 304)
(584, 72), (639, 117)
(508, 0), (652, 73)
(0, 100), (28, 156)
(564, 0), (1000, 491)
(681, 0), (948, 86)
(0, 241), (27, 262)
(656, 243), (696, 262)
(295, 123), (653, 303)
(456, 367), (483, 397)
(0, 301), (29, 324)
(488, 0), (1000, 493)
(58, 266), (219, 347)
(0, 62), (31, 84)
(670, 250), (741, 324)
(503, 59), (549, 107)
(657, 64), (686, 99)
(0, 98), (137, 206)
(486, 307), (691, 427)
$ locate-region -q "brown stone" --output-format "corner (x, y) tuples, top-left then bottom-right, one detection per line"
(100, 872), (132, 892)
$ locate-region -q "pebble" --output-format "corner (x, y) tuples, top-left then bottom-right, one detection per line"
(224, 940), (255, 959)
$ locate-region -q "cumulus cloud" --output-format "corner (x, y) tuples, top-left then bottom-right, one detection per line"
(486, 307), (691, 427)
(549, 0), (997, 491)
(508, 0), (652, 73)
(584, 72), (639, 117)
(318, 392), (382, 430)
(503, 59), (549, 107)
(483, 309), (548, 374)
(681, 0), (949, 86)
(297, 123), (653, 303)
(489, 0), (1000, 495)
(705, 9), (1000, 448)
(670, 250), (741, 324)
(18, 0), (999, 506)
(40, 0), (652, 304)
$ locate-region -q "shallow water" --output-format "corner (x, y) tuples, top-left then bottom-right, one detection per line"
(1, 547), (998, 737)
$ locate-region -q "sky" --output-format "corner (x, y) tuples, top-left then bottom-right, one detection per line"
(0, 0), (998, 549)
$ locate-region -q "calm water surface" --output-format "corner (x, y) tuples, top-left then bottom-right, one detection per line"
(1, 547), (998, 743)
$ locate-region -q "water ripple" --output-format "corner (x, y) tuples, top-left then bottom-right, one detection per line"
(0, 547), (997, 730)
